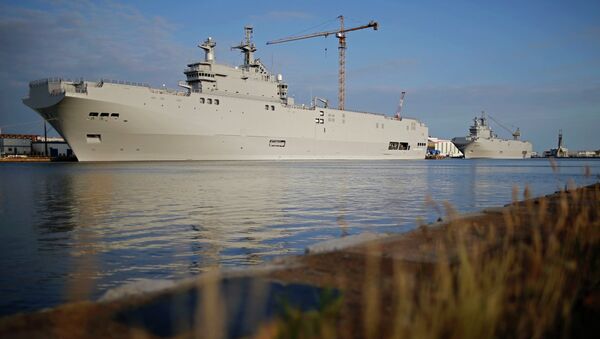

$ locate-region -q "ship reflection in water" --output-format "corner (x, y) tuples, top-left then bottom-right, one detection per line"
(0, 159), (598, 315)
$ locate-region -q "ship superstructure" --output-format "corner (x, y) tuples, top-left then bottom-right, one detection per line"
(23, 27), (428, 161)
(452, 112), (532, 159)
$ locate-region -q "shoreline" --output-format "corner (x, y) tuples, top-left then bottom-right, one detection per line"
(0, 156), (76, 163)
(0, 182), (598, 338)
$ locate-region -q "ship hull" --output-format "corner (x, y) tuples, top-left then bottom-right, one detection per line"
(23, 80), (428, 161)
(452, 137), (532, 159)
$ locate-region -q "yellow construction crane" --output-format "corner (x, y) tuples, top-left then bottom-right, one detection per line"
(266, 16), (378, 110)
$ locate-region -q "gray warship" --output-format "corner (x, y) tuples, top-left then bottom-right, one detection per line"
(452, 112), (532, 159)
(22, 26), (428, 162)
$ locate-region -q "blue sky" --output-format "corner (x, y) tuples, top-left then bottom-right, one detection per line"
(0, 0), (598, 151)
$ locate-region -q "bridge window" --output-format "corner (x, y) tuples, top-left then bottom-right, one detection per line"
(214, 99), (219, 105)
(100, 113), (109, 117)
(89, 112), (99, 117)
(207, 98), (212, 104)
(271, 105), (275, 111)
(110, 113), (119, 118)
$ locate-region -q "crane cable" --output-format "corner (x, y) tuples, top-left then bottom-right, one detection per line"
(487, 114), (517, 136)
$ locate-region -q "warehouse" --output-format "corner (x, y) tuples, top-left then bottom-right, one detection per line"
(0, 134), (73, 158)
(0, 134), (36, 156)
(427, 137), (463, 158)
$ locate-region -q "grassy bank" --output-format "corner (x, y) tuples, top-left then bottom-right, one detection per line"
(267, 183), (599, 339)
(0, 183), (597, 338)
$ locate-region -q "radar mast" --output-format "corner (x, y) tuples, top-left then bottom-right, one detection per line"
(232, 26), (257, 66)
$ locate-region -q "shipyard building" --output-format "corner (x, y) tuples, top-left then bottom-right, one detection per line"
(427, 137), (463, 158)
(0, 134), (73, 158)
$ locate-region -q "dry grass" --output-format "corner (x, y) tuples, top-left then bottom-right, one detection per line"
(1, 175), (597, 339)
(262, 183), (599, 339)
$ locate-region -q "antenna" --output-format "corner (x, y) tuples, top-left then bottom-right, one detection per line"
(232, 26), (257, 66)
(199, 37), (216, 62)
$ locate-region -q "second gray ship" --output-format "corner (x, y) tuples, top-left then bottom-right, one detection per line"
(452, 112), (532, 159)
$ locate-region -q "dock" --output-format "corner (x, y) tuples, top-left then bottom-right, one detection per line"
(0, 156), (52, 162)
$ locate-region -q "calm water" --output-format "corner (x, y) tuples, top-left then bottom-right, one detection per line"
(0, 159), (598, 315)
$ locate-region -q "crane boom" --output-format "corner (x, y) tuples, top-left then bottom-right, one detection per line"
(266, 21), (378, 45)
(266, 16), (378, 110)
(486, 113), (522, 140)
(395, 91), (406, 119)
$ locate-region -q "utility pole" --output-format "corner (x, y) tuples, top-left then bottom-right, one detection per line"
(44, 120), (48, 157)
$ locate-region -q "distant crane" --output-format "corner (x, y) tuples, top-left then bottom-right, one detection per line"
(557, 129), (564, 149)
(267, 16), (378, 110)
(486, 112), (521, 140)
(394, 91), (406, 119)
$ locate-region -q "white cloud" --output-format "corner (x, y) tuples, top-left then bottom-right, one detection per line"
(0, 1), (195, 133)
(0, 1), (193, 85)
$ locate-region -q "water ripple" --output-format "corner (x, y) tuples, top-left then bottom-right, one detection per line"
(0, 159), (598, 315)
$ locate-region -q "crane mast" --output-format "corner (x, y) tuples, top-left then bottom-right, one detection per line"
(338, 16), (346, 111)
(395, 91), (406, 119)
(267, 16), (378, 110)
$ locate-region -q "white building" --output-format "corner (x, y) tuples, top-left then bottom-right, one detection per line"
(428, 137), (463, 157)
(32, 140), (73, 157)
(0, 134), (36, 156)
(0, 134), (73, 158)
